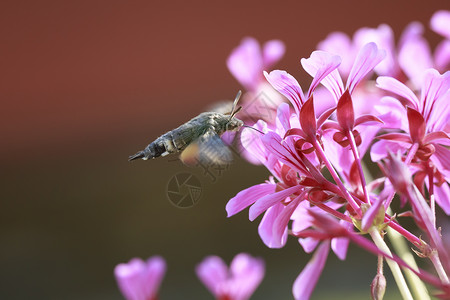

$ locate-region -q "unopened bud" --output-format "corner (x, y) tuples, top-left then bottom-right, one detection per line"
(371, 273), (386, 300)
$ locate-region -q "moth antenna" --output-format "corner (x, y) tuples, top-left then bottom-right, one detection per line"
(231, 106), (242, 118)
(242, 124), (264, 134)
(229, 90), (242, 119)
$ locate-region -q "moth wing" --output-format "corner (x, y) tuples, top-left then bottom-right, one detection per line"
(180, 128), (232, 166)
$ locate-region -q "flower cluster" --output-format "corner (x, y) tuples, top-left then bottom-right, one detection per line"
(226, 10), (450, 300)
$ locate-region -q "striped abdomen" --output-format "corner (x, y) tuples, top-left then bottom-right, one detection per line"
(128, 118), (206, 161)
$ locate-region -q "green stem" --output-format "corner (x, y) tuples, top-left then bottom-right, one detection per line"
(369, 229), (413, 300)
(386, 223), (431, 300)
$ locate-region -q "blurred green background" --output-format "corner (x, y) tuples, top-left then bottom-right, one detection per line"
(1, 0), (446, 299)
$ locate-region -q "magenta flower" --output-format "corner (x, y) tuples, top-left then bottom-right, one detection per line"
(228, 42), (385, 248)
(196, 253), (265, 300)
(430, 10), (450, 71)
(114, 256), (166, 300)
(227, 37), (285, 92)
(373, 69), (450, 213)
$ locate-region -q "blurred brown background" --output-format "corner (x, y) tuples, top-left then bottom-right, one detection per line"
(0, 1), (447, 299)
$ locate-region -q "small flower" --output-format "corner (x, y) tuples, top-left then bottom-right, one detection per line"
(196, 253), (265, 300)
(227, 37), (285, 92)
(430, 10), (450, 40)
(430, 10), (450, 71)
(114, 256), (166, 300)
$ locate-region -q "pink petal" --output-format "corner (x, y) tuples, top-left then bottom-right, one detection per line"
(306, 53), (342, 98)
(196, 256), (228, 297)
(356, 125), (383, 160)
(430, 10), (450, 39)
(264, 70), (305, 114)
(370, 140), (407, 162)
(376, 76), (419, 109)
(227, 37), (263, 90)
(115, 258), (148, 300)
(375, 96), (408, 130)
(331, 219), (351, 260)
(220, 130), (236, 145)
(353, 24), (398, 76)
(291, 200), (314, 233)
(317, 32), (354, 76)
(272, 195), (303, 246)
(299, 237), (320, 253)
(276, 103), (291, 136)
(301, 51), (344, 101)
(321, 131), (353, 176)
(361, 195), (385, 232)
(263, 40), (286, 68)
(313, 86), (337, 117)
(347, 42), (386, 93)
(423, 131), (450, 145)
(258, 203), (287, 248)
(427, 89), (450, 133)
(398, 28), (433, 87)
(240, 120), (270, 165)
(249, 185), (302, 221)
(435, 40), (450, 71)
(420, 69), (450, 122)
(114, 257), (166, 300)
(226, 183), (276, 217)
(431, 145), (450, 181)
(399, 21), (424, 49)
(434, 182), (450, 215)
(261, 131), (302, 172)
(229, 253), (265, 300)
(292, 241), (330, 300)
(144, 257), (167, 298)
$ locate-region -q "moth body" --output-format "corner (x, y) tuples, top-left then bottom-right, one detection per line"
(129, 111), (244, 164)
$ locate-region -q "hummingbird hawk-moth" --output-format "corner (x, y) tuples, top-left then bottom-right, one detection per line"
(129, 91), (244, 165)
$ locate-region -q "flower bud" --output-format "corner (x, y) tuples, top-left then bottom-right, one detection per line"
(371, 273), (386, 300)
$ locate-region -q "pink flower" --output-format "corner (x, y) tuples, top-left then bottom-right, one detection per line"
(228, 43), (385, 249)
(196, 253), (265, 300)
(373, 69), (450, 213)
(431, 10), (450, 40)
(227, 37), (285, 91)
(431, 10), (450, 71)
(114, 256), (166, 300)
(302, 43), (385, 179)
